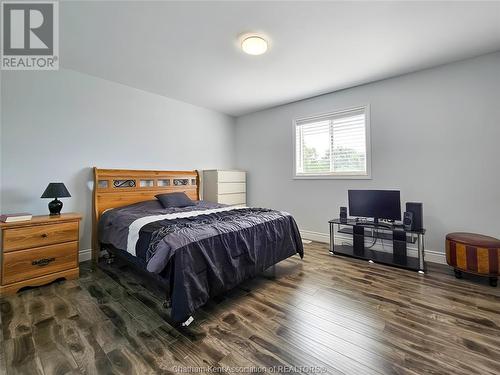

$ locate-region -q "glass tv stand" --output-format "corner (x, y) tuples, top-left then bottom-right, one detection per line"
(329, 218), (426, 273)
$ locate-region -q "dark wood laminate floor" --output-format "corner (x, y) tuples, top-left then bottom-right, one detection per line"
(1, 241), (500, 375)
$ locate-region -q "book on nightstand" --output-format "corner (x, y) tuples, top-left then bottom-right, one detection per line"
(0, 213), (33, 223)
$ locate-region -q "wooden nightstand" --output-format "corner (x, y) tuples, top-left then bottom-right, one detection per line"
(0, 213), (81, 296)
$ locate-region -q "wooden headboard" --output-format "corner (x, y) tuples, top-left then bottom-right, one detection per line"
(92, 167), (199, 261)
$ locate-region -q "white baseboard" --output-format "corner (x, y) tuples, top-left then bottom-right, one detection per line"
(423, 250), (446, 265)
(300, 229), (446, 265)
(300, 230), (330, 243)
(79, 248), (92, 262)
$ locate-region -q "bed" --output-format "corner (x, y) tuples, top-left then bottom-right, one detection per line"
(92, 168), (303, 324)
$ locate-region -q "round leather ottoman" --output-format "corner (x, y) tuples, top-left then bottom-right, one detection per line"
(446, 232), (500, 287)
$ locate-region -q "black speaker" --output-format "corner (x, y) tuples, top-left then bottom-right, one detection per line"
(405, 202), (423, 231)
(340, 207), (347, 223)
(353, 225), (365, 254)
(393, 229), (407, 263)
(403, 211), (413, 231)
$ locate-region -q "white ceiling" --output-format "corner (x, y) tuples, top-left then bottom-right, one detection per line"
(61, 1), (500, 116)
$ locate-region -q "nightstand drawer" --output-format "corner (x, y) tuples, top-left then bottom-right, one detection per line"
(2, 242), (78, 284)
(3, 221), (78, 252)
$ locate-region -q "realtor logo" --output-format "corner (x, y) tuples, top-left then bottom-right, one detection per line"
(1, 0), (59, 70)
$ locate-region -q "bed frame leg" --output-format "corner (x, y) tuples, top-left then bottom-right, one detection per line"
(102, 250), (116, 265)
(105, 253), (115, 265)
(270, 264), (276, 279)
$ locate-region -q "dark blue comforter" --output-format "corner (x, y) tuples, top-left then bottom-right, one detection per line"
(99, 201), (303, 322)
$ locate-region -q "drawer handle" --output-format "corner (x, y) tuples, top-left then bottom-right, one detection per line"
(41, 233), (48, 238)
(32, 257), (55, 267)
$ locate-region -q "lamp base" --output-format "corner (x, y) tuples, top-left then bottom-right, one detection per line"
(48, 198), (63, 215)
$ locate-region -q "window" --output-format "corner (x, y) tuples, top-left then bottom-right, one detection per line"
(294, 106), (370, 179)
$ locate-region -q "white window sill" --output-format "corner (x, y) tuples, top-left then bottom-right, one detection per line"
(293, 174), (372, 180)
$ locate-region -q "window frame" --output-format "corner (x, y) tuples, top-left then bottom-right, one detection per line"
(292, 105), (372, 180)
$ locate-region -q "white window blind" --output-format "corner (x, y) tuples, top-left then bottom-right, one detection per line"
(295, 107), (369, 178)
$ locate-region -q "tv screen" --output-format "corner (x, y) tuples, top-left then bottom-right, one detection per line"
(348, 190), (401, 221)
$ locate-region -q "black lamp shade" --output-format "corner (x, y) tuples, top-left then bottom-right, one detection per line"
(41, 183), (71, 199)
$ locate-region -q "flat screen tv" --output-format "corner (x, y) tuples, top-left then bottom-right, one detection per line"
(348, 190), (401, 222)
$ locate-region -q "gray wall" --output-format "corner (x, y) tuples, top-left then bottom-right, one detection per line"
(0, 70), (3, 213)
(1, 69), (235, 251)
(235, 52), (500, 254)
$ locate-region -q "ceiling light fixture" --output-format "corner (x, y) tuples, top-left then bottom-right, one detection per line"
(241, 35), (268, 55)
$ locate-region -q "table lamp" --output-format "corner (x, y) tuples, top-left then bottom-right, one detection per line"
(41, 183), (71, 215)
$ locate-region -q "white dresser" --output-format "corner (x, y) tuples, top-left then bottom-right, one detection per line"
(203, 170), (246, 206)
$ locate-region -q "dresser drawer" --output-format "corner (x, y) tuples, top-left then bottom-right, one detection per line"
(218, 193), (246, 206)
(2, 242), (78, 285)
(2, 221), (78, 252)
(217, 171), (246, 183)
(218, 182), (246, 194)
